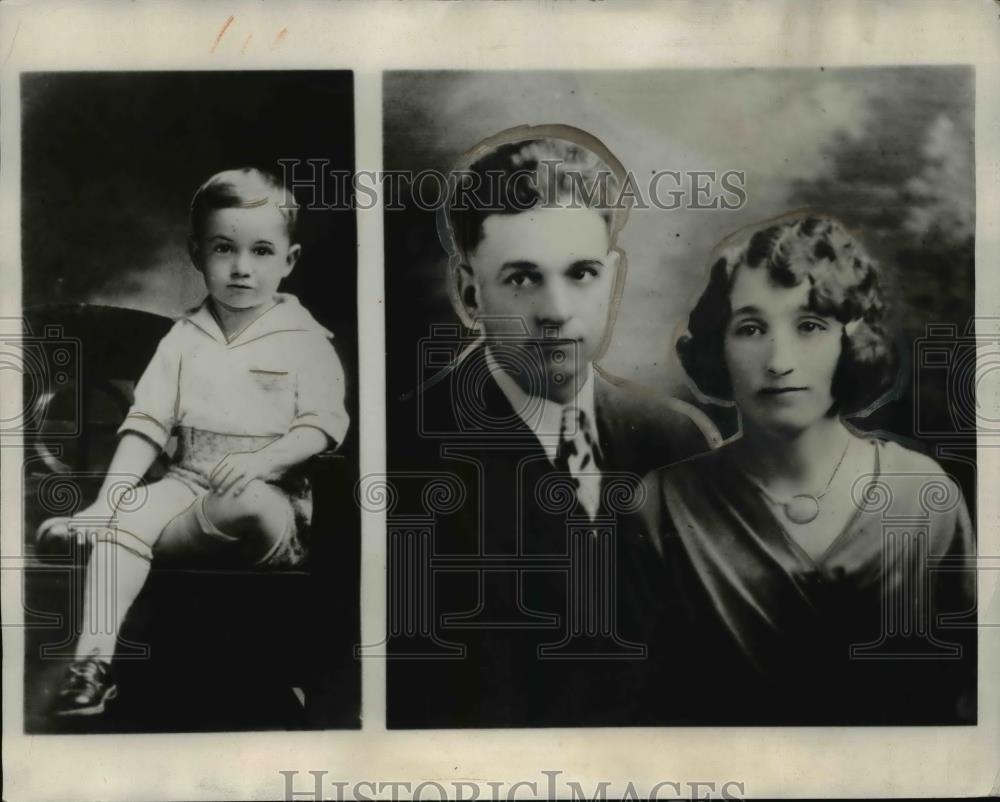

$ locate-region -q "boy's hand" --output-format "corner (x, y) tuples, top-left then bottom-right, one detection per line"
(64, 498), (118, 546)
(209, 451), (277, 496)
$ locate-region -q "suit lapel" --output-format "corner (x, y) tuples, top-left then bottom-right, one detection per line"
(593, 375), (627, 473)
(466, 345), (550, 449)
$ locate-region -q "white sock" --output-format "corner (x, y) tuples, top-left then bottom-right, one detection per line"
(74, 537), (152, 663)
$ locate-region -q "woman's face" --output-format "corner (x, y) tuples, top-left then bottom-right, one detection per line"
(723, 265), (842, 437)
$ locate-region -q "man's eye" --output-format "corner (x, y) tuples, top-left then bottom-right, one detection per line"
(507, 273), (539, 288)
(568, 265), (599, 282)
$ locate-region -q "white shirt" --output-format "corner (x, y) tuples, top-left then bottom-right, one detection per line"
(484, 346), (597, 465)
(119, 293), (349, 453)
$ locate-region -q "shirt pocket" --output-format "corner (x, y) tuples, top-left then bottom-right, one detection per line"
(247, 367), (296, 423)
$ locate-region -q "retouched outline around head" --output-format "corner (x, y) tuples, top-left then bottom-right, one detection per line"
(437, 124), (630, 364)
(675, 210), (900, 418)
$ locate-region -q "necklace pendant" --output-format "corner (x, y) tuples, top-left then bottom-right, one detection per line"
(784, 494), (820, 525)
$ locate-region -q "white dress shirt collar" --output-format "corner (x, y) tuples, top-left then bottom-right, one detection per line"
(484, 345), (597, 465)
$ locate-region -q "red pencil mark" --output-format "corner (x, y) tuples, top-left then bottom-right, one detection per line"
(210, 15), (235, 53)
(241, 34), (253, 55)
(271, 27), (288, 50)
(3, 20), (22, 68)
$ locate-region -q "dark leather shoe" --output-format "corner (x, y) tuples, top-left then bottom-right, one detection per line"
(52, 658), (118, 716)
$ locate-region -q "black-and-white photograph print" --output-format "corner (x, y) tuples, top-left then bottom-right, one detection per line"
(20, 71), (360, 733)
(383, 68), (977, 728)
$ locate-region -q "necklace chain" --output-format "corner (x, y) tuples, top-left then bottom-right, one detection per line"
(743, 435), (852, 523)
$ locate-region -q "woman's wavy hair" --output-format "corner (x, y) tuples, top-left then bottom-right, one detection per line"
(676, 213), (898, 416)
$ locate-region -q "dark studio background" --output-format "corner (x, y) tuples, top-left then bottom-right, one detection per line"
(21, 71), (360, 731)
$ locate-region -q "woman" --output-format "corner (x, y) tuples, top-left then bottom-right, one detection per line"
(636, 214), (975, 724)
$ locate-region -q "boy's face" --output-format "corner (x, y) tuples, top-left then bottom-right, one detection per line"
(190, 205), (300, 312)
(464, 205), (617, 404)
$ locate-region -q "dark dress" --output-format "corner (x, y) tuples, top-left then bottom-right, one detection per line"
(634, 437), (977, 725)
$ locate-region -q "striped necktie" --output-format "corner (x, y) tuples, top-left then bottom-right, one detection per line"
(554, 406), (604, 520)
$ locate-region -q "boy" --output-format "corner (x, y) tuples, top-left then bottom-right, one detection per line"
(39, 167), (349, 716)
(388, 126), (718, 727)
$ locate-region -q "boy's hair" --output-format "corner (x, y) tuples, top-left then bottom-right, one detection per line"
(190, 167), (299, 240)
(677, 213), (898, 416)
(445, 130), (625, 262)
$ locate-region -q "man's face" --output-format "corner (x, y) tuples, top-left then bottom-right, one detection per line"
(191, 205), (299, 312)
(466, 205), (617, 403)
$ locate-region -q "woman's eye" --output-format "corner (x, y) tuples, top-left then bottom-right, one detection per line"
(798, 319), (828, 334)
(733, 322), (763, 337)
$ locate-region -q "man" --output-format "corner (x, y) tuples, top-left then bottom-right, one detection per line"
(387, 125), (718, 727)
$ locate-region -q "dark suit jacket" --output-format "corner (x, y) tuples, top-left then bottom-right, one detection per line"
(387, 345), (716, 728)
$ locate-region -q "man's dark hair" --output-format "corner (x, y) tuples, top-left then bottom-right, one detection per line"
(446, 138), (620, 260)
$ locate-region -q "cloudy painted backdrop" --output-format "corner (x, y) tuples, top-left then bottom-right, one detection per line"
(384, 68), (974, 400)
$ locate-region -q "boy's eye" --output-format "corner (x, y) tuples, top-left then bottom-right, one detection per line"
(212, 243), (233, 254)
(252, 246), (275, 256)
